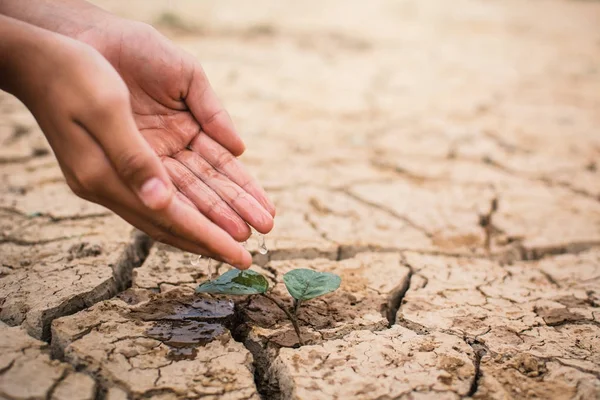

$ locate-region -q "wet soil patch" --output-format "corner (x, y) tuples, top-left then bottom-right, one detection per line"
(127, 295), (236, 360)
(146, 320), (227, 360)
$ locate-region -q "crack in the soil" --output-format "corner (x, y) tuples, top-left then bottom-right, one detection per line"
(93, 384), (103, 400)
(383, 251), (491, 399)
(554, 359), (600, 379)
(36, 231), (153, 342)
(0, 360), (15, 376)
(302, 213), (336, 245)
(513, 240), (600, 262)
(0, 235), (75, 246)
(464, 338), (487, 398)
(385, 259), (413, 327)
(338, 188), (433, 238)
(9, 229), (599, 399)
(253, 242), (509, 267)
(236, 242), (600, 399)
(0, 206), (111, 222)
(230, 299), (283, 400)
(252, 233), (600, 269)
(251, 247), (339, 266)
(339, 244), (499, 261)
(482, 157), (600, 203)
(231, 250), (421, 400)
(545, 318), (600, 328)
(539, 270), (560, 288)
(44, 369), (68, 400)
(0, 154), (45, 165)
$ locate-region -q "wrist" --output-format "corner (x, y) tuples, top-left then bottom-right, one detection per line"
(0, 15), (48, 98)
(0, 0), (123, 59)
(73, 17), (147, 63)
(0, 0), (101, 35)
(0, 14), (98, 112)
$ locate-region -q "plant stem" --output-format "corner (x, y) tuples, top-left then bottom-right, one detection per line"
(293, 299), (302, 317)
(261, 293), (304, 346)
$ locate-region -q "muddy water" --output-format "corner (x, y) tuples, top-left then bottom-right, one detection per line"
(135, 298), (235, 360)
(146, 320), (227, 360)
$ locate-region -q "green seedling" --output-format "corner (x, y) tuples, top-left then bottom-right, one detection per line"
(196, 268), (341, 345)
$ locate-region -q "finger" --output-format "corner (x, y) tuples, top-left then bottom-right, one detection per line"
(190, 133), (276, 217)
(104, 200), (221, 260)
(175, 191), (198, 210)
(164, 196), (252, 268)
(77, 81), (174, 211)
(108, 202), (253, 270)
(162, 157), (251, 241)
(185, 64), (245, 156)
(58, 117), (252, 268)
(174, 149), (274, 233)
(119, 210), (216, 257)
(108, 187), (252, 268)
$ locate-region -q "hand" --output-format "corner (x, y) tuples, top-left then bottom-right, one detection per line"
(78, 19), (276, 240)
(0, 16), (253, 268)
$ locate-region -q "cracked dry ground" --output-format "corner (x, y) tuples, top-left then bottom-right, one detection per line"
(1, 0), (600, 399)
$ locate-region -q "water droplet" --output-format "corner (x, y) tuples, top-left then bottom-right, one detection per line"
(258, 234), (268, 255)
(190, 254), (202, 266)
(207, 258), (214, 280)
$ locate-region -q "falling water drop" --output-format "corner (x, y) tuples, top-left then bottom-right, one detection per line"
(207, 258), (214, 280)
(190, 254), (202, 266)
(258, 234), (268, 255)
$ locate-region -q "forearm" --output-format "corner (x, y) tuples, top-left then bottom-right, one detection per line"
(0, 0), (128, 60)
(0, 0), (112, 39)
(0, 14), (48, 99)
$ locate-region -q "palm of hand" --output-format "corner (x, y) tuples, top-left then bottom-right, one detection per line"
(103, 25), (274, 240)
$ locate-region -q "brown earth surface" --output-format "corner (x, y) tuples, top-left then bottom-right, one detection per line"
(1, 0), (600, 399)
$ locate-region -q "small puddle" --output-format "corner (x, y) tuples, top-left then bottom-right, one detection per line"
(136, 298), (235, 360)
(146, 320), (227, 360)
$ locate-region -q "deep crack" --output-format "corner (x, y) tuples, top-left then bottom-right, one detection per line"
(36, 231), (153, 342)
(385, 259), (413, 327)
(231, 299), (283, 400)
(44, 369), (68, 400)
(464, 338), (487, 398)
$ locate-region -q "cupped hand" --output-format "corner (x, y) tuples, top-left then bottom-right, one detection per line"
(9, 20), (258, 268)
(78, 20), (276, 241)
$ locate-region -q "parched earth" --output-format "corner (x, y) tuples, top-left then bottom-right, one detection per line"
(1, 0), (600, 399)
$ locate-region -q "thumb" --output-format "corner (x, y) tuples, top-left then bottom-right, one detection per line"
(114, 149), (174, 210)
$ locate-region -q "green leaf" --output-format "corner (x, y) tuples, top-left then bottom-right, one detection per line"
(283, 269), (341, 301)
(196, 269), (268, 295)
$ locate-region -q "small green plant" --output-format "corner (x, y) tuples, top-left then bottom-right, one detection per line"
(196, 268), (341, 345)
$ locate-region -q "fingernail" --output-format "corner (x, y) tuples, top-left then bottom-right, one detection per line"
(139, 178), (171, 210)
(226, 258), (246, 270)
(226, 249), (252, 270)
(261, 195), (276, 217)
(255, 208), (274, 233)
(224, 258), (243, 269)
